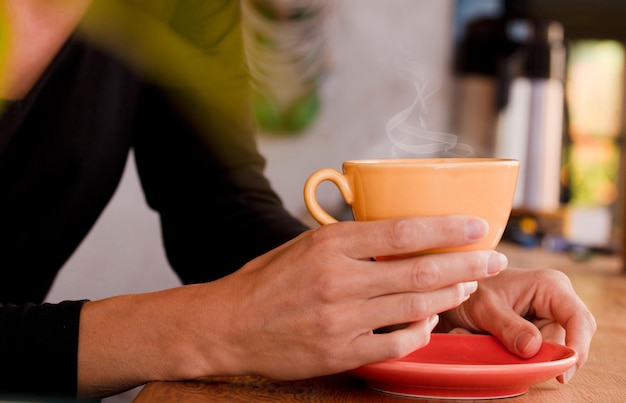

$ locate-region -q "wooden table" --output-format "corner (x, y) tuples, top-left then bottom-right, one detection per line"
(134, 243), (626, 402)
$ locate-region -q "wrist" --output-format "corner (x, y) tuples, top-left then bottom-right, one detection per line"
(77, 287), (214, 397)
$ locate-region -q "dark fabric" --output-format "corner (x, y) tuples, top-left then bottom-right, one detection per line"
(0, 34), (138, 305)
(0, 301), (86, 399)
(0, 0), (308, 398)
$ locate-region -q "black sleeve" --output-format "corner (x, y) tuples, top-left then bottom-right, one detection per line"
(132, 0), (309, 284)
(0, 300), (87, 400)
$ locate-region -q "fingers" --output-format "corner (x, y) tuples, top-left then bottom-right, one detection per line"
(468, 269), (596, 384)
(349, 315), (441, 366)
(298, 216), (508, 336)
(232, 215), (514, 379)
(483, 307), (544, 358)
(448, 327), (472, 334)
(542, 275), (596, 383)
(532, 318), (566, 345)
(485, 303), (589, 385)
(521, 270), (596, 382)
(361, 281), (478, 332)
(356, 249), (507, 298)
(304, 246), (506, 332)
(311, 215), (489, 261)
(281, 216), (505, 301)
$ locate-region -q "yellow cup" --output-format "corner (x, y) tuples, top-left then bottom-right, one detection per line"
(304, 158), (519, 254)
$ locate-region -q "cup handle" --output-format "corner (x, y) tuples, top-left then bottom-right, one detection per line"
(303, 168), (353, 225)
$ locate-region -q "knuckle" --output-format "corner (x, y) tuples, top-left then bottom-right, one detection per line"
(388, 218), (419, 252)
(540, 268), (571, 285)
(403, 294), (430, 320)
(312, 271), (342, 303)
(308, 225), (334, 249)
(411, 258), (440, 290)
(532, 268), (580, 295)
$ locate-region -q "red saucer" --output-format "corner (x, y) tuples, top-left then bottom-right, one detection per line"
(348, 333), (577, 400)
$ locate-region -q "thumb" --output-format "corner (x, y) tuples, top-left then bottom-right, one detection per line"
(481, 307), (543, 359)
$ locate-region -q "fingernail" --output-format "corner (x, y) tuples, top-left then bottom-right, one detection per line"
(515, 331), (536, 355)
(463, 281), (478, 296)
(466, 218), (488, 239)
(428, 314), (440, 331)
(562, 365), (576, 384)
(488, 252), (508, 275)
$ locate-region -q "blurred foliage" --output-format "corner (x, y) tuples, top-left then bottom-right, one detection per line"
(565, 40), (624, 207)
(0, 0), (255, 149)
(0, 4), (8, 115)
(566, 139), (620, 206)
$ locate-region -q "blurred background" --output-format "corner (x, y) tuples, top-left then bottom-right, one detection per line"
(46, 0), (458, 303)
(42, 1), (626, 401)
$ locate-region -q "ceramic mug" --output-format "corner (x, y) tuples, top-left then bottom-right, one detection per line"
(303, 158), (520, 254)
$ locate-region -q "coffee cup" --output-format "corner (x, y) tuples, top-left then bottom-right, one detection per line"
(303, 158), (519, 254)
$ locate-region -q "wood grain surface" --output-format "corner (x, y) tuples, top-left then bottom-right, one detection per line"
(134, 243), (626, 402)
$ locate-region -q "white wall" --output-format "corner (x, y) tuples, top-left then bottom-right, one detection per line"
(45, 152), (182, 303)
(258, 0), (457, 220)
(45, 1), (455, 401)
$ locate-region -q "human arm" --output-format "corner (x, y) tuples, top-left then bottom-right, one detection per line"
(125, 0), (310, 284)
(436, 267), (597, 384)
(76, 215), (508, 398)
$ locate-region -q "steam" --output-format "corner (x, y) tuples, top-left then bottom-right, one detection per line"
(386, 53), (473, 158)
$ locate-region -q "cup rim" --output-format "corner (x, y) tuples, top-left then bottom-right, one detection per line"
(342, 158), (519, 167)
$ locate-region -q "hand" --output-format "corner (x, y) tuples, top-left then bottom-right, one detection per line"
(184, 215), (507, 381)
(437, 267), (596, 384)
(78, 215), (509, 396)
